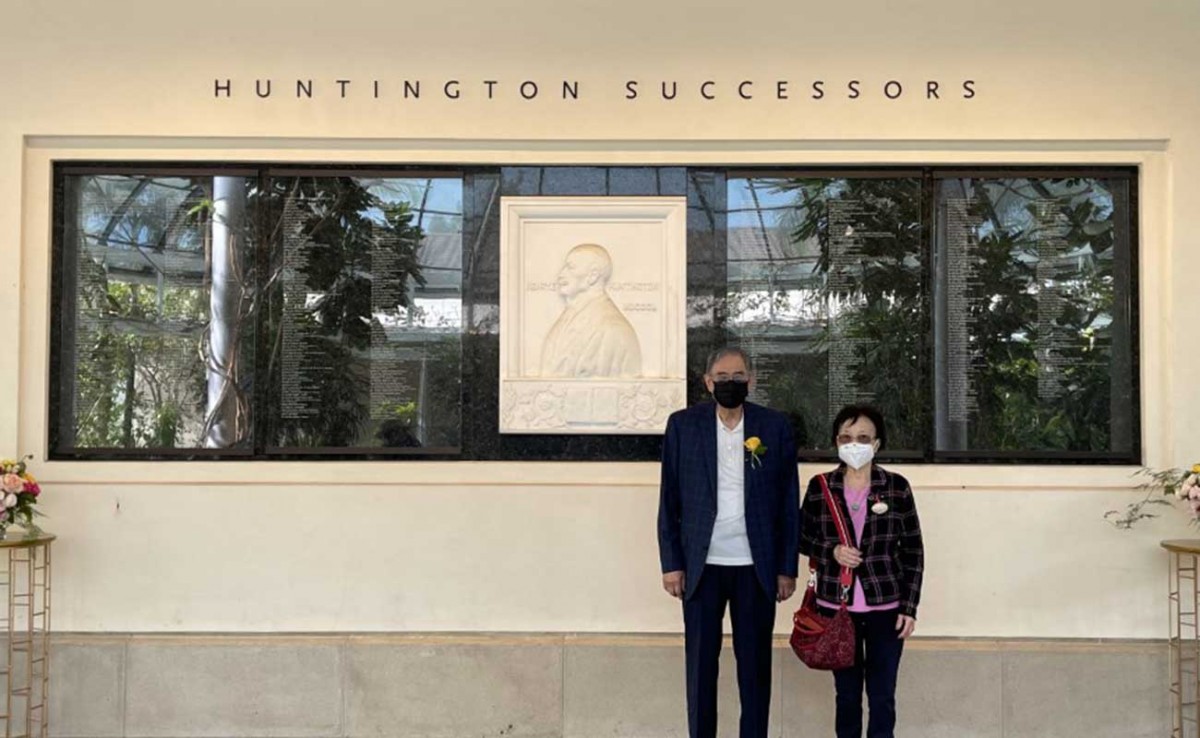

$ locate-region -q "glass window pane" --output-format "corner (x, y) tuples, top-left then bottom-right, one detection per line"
(932, 174), (1137, 458)
(263, 175), (464, 452)
(725, 175), (927, 455)
(54, 173), (256, 452)
(49, 165), (1138, 463)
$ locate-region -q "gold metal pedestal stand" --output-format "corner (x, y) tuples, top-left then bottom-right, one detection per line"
(0, 533), (53, 738)
(1164, 540), (1200, 738)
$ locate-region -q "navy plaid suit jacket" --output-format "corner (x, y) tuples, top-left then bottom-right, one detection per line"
(657, 401), (801, 600)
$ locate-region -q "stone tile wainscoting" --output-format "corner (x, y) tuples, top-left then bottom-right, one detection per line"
(52, 633), (1166, 738)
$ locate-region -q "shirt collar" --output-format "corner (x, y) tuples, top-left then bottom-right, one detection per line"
(716, 408), (745, 435)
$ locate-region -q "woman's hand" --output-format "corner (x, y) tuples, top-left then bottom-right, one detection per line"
(833, 544), (863, 568)
(896, 614), (916, 639)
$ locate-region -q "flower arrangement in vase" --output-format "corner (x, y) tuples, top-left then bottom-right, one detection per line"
(0, 456), (44, 538)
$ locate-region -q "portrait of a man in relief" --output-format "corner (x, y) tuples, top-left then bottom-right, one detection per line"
(539, 243), (643, 378)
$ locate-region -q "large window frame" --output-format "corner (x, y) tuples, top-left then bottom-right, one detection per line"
(48, 162), (1141, 464)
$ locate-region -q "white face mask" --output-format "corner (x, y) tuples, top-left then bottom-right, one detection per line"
(838, 442), (875, 471)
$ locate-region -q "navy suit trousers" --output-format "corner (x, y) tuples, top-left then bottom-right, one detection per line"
(683, 564), (776, 738)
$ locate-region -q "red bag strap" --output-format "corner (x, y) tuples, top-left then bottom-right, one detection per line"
(814, 473), (854, 602)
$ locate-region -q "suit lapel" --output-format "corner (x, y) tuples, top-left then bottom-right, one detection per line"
(742, 403), (760, 505)
(701, 406), (718, 507)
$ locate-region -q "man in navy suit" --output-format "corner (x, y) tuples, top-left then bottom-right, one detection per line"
(658, 346), (800, 738)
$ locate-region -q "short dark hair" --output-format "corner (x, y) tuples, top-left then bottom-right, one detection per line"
(704, 346), (754, 375)
(830, 405), (887, 450)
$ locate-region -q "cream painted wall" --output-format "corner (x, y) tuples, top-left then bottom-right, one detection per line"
(2, 0), (1198, 637)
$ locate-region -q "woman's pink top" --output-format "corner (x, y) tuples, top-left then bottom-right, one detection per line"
(817, 484), (901, 613)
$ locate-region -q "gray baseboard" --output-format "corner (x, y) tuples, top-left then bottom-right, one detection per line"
(50, 634), (1168, 738)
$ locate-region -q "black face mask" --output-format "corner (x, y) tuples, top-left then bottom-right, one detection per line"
(711, 380), (749, 409)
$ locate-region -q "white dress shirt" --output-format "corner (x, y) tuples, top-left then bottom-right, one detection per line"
(706, 412), (754, 566)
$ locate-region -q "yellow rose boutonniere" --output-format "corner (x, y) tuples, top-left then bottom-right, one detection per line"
(744, 437), (767, 468)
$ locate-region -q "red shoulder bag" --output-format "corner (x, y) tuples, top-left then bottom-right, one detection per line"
(789, 473), (857, 670)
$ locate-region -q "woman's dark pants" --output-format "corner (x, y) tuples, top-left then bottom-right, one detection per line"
(832, 609), (905, 738)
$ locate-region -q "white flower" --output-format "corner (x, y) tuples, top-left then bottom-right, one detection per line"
(871, 501), (889, 515)
(4, 494), (16, 509)
(1177, 484), (1189, 499)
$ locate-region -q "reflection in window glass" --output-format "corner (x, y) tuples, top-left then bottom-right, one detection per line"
(56, 173), (256, 451)
(50, 165), (1138, 463)
(264, 175), (464, 451)
(933, 176), (1135, 456)
(726, 176), (926, 453)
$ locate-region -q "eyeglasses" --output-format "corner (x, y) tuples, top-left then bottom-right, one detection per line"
(837, 434), (876, 445)
(712, 372), (749, 382)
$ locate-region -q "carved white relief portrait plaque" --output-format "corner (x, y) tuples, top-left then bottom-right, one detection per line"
(500, 197), (687, 434)
(540, 243), (642, 379)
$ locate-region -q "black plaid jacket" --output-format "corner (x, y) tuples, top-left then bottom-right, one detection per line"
(798, 465), (924, 618)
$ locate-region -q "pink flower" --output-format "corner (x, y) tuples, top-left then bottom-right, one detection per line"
(0, 474), (23, 494)
(24, 483), (38, 498)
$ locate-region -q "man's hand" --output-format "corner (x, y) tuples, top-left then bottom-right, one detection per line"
(833, 545), (863, 568)
(896, 614), (916, 639)
(776, 575), (797, 602)
(662, 570), (686, 599)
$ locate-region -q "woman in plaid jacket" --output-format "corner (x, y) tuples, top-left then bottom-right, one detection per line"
(798, 405), (924, 738)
